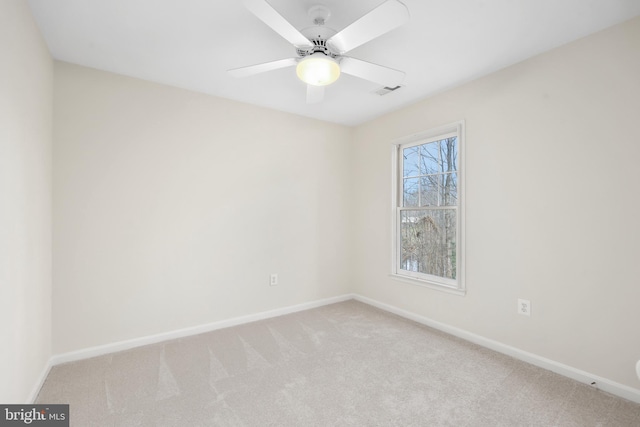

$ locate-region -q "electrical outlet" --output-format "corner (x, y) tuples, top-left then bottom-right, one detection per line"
(518, 299), (531, 316)
(636, 360), (640, 380)
(270, 273), (278, 286)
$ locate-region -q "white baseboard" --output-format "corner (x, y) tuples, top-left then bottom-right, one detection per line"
(51, 294), (353, 366)
(28, 359), (52, 403)
(353, 294), (640, 404)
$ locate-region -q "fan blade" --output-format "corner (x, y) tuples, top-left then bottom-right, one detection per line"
(327, 0), (409, 54)
(243, 0), (312, 48)
(340, 57), (405, 87)
(228, 58), (297, 78)
(306, 85), (325, 104)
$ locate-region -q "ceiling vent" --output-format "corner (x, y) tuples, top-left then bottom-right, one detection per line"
(374, 85), (402, 96)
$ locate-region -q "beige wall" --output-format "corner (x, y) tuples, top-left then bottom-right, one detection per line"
(0, 0), (53, 402)
(53, 62), (353, 354)
(351, 16), (640, 389)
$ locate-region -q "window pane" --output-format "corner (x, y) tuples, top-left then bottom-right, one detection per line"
(420, 175), (440, 206)
(400, 209), (457, 280)
(420, 142), (442, 175)
(403, 178), (419, 207)
(441, 172), (457, 206)
(440, 137), (457, 173)
(403, 146), (420, 177)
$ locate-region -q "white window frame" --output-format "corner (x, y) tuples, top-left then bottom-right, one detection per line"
(390, 121), (466, 295)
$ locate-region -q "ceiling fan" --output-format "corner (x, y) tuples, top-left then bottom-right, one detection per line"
(229, 0), (410, 104)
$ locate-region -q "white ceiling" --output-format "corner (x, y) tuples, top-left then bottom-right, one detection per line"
(28, 0), (640, 126)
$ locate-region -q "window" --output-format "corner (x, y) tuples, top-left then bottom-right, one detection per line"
(391, 121), (465, 294)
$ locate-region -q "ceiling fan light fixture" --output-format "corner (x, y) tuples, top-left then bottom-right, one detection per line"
(296, 55), (340, 86)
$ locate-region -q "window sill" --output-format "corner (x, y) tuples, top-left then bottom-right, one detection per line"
(389, 274), (466, 296)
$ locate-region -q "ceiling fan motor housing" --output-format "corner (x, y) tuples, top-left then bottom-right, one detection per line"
(298, 25), (338, 59)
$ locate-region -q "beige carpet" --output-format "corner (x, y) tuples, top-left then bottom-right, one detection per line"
(37, 300), (640, 426)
